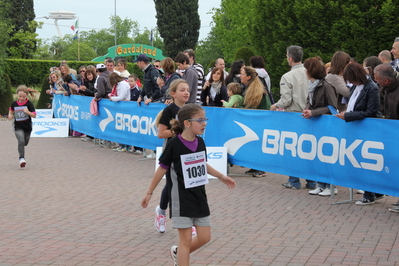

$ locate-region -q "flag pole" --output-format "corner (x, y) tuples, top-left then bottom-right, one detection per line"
(77, 17), (80, 61)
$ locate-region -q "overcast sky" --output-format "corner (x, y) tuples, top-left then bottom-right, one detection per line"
(33, 0), (221, 41)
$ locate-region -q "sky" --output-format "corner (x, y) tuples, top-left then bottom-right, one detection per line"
(33, 0), (221, 42)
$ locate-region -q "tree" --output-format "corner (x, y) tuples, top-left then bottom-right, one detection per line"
(0, 1), (10, 93)
(61, 42), (97, 61)
(251, 0), (399, 91)
(5, 0), (38, 59)
(132, 27), (165, 52)
(109, 15), (137, 45)
(154, 0), (200, 58)
(211, 0), (256, 64)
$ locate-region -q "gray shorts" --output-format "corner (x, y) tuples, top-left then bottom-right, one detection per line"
(172, 216), (211, 229)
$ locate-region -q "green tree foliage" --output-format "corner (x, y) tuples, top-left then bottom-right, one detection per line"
(234, 47), (255, 66)
(132, 28), (165, 52)
(154, 0), (200, 58)
(0, 1), (10, 94)
(195, 27), (224, 71)
(0, 74), (14, 115)
(110, 15), (138, 45)
(251, 0), (399, 91)
(211, 1), (256, 64)
(62, 42), (97, 61)
(5, 0), (38, 59)
(36, 75), (52, 109)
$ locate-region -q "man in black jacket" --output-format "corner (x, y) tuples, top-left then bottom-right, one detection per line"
(135, 54), (162, 105)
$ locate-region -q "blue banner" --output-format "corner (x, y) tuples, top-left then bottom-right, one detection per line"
(53, 95), (399, 197)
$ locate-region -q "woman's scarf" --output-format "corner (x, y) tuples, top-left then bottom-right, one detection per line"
(308, 79), (320, 105)
(210, 81), (222, 100)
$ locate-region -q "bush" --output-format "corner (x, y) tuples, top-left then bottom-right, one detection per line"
(0, 74), (14, 115)
(36, 75), (53, 109)
(234, 47), (255, 66)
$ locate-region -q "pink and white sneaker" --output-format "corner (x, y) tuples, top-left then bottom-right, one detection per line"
(154, 205), (166, 233)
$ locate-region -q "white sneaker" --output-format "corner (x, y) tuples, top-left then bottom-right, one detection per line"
(146, 152), (156, 159)
(19, 158), (26, 168)
(357, 190), (365, 194)
(318, 188), (338, 196)
(170, 245), (178, 266)
(154, 206), (166, 233)
(309, 187), (323, 195)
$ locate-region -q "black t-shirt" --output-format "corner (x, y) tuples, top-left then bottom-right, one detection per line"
(159, 103), (180, 130)
(159, 136), (210, 218)
(10, 100), (35, 132)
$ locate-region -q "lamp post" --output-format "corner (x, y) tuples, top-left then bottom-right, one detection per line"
(114, 0), (117, 46)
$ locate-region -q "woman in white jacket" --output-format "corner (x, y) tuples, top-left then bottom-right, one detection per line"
(109, 72), (130, 102)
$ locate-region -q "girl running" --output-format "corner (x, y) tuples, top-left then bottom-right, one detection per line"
(8, 86), (36, 167)
(141, 103), (236, 266)
(154, 79), (190, 234)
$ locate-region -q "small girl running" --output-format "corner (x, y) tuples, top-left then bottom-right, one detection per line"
(141, 103), (236, 266)
(222, 82), (244, 108)
(8, 86), (37, 167)
(154, 79), (190, 234)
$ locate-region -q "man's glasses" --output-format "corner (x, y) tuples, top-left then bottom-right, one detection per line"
(80, 70), (86, 73)
(187, 118), (208, 124)
(154, 65), (160, 68)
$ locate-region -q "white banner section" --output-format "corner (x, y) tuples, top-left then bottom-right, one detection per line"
(32, 118), (70, 138)
(35, 109), (54, 119)
(156, 146), (227, 180)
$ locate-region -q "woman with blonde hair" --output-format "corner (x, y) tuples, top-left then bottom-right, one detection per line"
(240, 66), (271, 109)
(240, 66), (271, 178)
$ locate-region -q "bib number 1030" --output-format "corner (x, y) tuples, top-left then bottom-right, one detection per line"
(181, 151), (209, 189)
(186, 165), (206, 179)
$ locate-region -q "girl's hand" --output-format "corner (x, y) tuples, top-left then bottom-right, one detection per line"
(8, 114), (13, 121)
(23, 107), (30, 114)
(141, 194), (152, 208)
(220, 175), (236, 189)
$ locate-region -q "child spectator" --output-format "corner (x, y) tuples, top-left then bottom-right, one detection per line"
(108, 72), (130, 152)
(141, 103), (236, 266)
(127, 74), (144, 154)
(222, 82), (244, 108)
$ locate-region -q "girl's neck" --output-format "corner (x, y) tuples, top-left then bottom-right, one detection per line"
(181, 131), (196, 141)
(174, 100), (185, 108)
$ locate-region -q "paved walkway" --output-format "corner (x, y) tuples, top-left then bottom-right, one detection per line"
(0, 121), (398, 266)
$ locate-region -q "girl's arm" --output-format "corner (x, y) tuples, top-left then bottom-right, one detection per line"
(141, 166), (168, 208)
(157, 124), (173, 139)
(206, 163), (236, 189)
(8, 109), (14, 120)
(24, 107), (36, 118)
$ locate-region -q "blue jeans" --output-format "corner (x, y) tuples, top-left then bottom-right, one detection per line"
(288, 176), (316, 189)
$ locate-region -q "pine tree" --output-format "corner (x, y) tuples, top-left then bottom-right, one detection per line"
(154, 0), (200, 58)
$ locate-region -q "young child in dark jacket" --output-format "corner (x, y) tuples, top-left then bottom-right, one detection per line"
(128, 74), (143, 154)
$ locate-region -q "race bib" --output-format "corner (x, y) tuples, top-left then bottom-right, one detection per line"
(14, 106), (28, 121)
(181, 151), (208, 189)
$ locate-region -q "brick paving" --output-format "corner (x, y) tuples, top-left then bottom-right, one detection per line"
(0, 120), (398, 266)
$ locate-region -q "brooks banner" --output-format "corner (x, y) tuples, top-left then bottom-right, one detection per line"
(53, 95), (399, 197)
